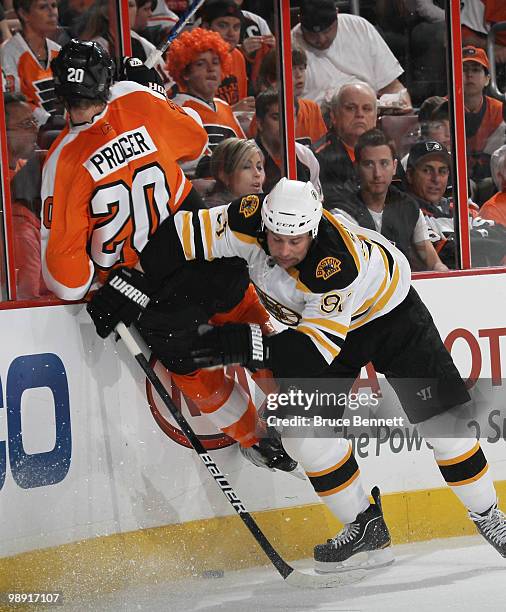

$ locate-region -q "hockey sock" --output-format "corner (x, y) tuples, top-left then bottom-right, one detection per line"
(172, 369), (262, 447)
(428, 437), (496, 514)
(282, 437), (369, 524)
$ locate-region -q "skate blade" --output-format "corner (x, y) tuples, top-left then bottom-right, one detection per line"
(314, 546), (395, 574)
(285, 567), (367, 589)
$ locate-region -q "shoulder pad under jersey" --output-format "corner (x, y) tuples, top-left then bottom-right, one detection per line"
(227, 193), (266, 237)
(296, 216), (361, 293)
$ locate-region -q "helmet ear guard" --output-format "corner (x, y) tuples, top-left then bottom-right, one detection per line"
(261, 178), (323, 239)
(51, 39), (114, 104)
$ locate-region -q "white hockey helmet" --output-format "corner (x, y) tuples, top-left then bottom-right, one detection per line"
(261, 178), (323, 238)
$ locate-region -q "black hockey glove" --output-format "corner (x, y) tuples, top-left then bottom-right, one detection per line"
(87, 267), (153, 339)
(190, 323), (267, 371)
(119, 57), (166, 97)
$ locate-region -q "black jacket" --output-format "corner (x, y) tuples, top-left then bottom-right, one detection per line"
(325, 183), (422, 266)
(315, 132), (356, 197)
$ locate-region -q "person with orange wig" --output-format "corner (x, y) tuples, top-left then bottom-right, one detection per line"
(168, 28), (245, 177)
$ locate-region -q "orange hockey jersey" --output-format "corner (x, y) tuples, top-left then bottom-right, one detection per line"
(41, 81), (208, 300)
(0, 33), (61, 126)
(171, 92), (245, 174)
(248, 97), (327, 146)
(217, 48), (248, 106)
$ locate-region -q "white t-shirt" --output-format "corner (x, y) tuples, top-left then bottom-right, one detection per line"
(291, 13), (404, 105)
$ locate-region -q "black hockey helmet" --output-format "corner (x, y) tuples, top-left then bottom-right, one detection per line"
(51, 39), (114, 104)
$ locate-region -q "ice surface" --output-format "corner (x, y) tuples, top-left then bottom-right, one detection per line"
(60, 536), (504, 612)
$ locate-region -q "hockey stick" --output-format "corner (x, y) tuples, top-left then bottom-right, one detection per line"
(115, 322), (366, 589)
(144, 0), (207, 69)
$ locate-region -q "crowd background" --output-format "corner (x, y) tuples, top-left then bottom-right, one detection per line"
(1, 0), (506, 300)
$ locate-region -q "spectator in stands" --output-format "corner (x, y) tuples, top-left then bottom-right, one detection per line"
(75, 0), (110, 47)
(425, 99), (452, 152)
(0, 0), (61, 126)
(315, 82), (378, 195)
(327, 129), (448, 272)
(461, 0), (506, 66)
(291, 0), (412, 111)
(252, 47), (327, 146)
(418, 95), (446, 131)
(205, 137), (265, 207)
(409, 0), (447, 102)
(134, 0), (156, 34)
(128, 0), (171, 86)
(200, 0), (254, 111)
(480, 144), (506, 227)
(76, 0), (170, 87)
(255, 88), (321, 194)
(463, 45), (506, 203)
(398, 95), (450, 171)
(233, 0), (272, 38)
(232, 0), (275, 90)
(406, 139), (506, 266)
(167, 27), (245, 176)
(4, 92), (48, 298)
(406, 141), (452, 215)
(148, 0), (178, 31)
(58, 0), (93, 36)
(0, 2), (12, 43)
(405, 140), (461, 265)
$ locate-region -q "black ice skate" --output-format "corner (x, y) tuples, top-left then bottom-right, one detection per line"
(470, 502), (506, 557)
(240, 428), (303, 478)
(314, 486), (394, 573)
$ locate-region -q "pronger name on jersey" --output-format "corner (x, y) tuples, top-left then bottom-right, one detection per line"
(84, 126), (157, 180)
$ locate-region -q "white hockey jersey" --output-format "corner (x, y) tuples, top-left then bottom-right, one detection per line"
(164, 195), (412, 365)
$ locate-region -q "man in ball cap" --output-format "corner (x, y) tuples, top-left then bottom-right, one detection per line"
(462, 45), (506, 204)
(406, 140), (452, 214)
(291, 0), (412, 108)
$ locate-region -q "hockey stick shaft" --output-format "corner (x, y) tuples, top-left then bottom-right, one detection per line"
(115, 322), (294, 580)
(144, 0), (207, 68)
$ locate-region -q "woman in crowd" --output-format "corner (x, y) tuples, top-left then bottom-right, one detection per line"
(205, 137), (265, 207)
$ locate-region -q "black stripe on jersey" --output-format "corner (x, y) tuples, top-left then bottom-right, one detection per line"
(205, 125), (239, 149)
(308, 453), (359, 494)
(438, 446), (488, 485)
(319, 328), (346, 349)
(351, 307), (371, 323)
(38, 89), (57, 102)
(192, 212), (204, 260)
(369, 239), (395, 280)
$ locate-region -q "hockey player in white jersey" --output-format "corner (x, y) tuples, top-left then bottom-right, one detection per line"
(87, 178), (506, 571)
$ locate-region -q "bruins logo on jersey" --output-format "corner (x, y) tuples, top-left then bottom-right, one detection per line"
(254, 285), (301, 327)
(316, 257), (341, 280)
(239, 195), (259, 218)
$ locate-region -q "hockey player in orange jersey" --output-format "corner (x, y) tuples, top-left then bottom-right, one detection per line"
(43, 39), (297, 472)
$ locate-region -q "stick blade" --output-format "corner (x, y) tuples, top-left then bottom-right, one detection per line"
(284, 567), (367, 589)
